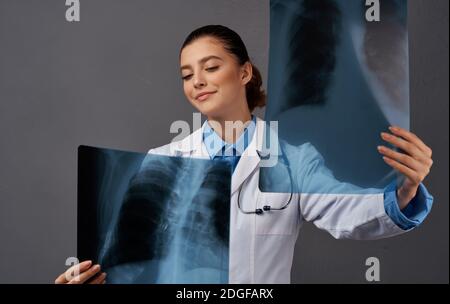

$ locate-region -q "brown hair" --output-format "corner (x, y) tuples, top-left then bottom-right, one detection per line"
(180, 25), (266, 112)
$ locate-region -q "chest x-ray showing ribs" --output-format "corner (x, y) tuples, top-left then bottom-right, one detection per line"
(261, 0), (409, 192)
(78, 146), (231, 284)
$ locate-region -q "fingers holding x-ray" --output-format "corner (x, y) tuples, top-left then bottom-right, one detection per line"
(378, 126), (433, 186)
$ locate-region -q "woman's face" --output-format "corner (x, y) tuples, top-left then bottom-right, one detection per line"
(180, 37), (251, 120)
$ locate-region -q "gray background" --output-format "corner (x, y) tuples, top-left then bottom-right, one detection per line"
(0, 0), (447, 283)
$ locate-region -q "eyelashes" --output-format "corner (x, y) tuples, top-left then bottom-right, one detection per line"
(206, 66), (219, 72)
(182, 66), (220, 81)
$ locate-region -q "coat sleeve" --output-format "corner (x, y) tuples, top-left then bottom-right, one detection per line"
(293, 142), (432, 240)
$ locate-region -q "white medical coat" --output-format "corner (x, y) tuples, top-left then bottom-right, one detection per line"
(148, 117), (409, 284)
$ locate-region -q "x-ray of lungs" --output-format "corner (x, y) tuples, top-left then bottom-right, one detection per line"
(260, 0), (409, 193)
(78, 146), (231, 284)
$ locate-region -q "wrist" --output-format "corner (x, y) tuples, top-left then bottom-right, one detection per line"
(397, 186), (418, 210)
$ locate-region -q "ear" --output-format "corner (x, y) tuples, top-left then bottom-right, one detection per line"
(240, 62), (253, 86)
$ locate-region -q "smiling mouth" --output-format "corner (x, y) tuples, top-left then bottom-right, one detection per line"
(196, 92), (216, 101)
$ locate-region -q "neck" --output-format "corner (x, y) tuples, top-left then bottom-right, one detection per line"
(207, 109), (252, 144)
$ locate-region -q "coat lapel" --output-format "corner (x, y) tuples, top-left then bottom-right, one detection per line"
(230, 118), (266, 195)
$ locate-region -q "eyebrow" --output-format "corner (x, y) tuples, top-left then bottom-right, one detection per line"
(180, 55), (223, 71)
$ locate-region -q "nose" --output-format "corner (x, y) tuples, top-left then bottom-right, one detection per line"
(193, 73), (206, 89)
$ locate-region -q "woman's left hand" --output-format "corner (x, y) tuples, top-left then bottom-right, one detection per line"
(377, 126), (433, 210)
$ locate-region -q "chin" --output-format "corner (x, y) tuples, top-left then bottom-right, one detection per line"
(197, 107), (220, 118)
(193, 102), (224, 118)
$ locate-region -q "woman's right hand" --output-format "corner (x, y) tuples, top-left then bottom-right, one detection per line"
(54, 260), (107, 284)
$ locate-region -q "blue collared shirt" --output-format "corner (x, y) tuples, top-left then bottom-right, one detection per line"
(202, 116), (433, 230)
(203, 115), (256, 173)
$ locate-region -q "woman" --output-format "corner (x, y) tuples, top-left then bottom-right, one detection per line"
(55, 25), (434, 284)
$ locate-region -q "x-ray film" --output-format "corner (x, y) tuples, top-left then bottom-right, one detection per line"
(78, 146), (231, 284)
(260, 0), (409, 193)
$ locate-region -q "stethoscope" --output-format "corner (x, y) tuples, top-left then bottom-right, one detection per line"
(237, 150), (295, 215)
